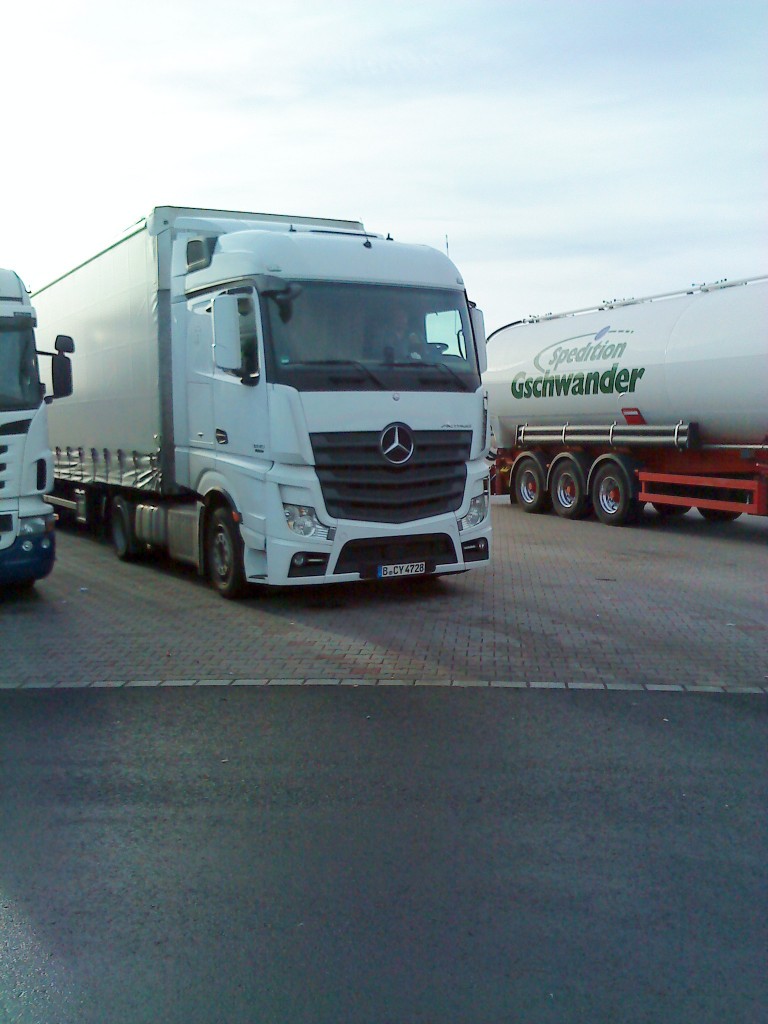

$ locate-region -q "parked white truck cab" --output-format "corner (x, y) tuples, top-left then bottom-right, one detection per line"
(0, 269), (73, 588)
(35, 207), (491, 596)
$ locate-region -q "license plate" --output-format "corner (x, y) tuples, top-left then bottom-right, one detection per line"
(378, 561), (427, 578)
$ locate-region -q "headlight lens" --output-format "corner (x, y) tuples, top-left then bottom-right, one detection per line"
(18, 514), (55, 536)
(283, 504), (331, 540)
(459, 487), (489, 531)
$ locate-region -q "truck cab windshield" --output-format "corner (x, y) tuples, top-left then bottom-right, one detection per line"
(261, 282), (481, 392)
(0, 325), (42, 411)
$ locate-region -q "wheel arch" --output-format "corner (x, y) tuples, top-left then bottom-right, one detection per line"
(546, 450), (591, 491)
(199, 484), (241, 578)
(586, 452), (640, 495)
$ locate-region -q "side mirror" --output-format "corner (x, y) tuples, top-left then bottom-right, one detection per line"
(52, 353), (73, 399)
(470, 306), (487, 375)
(212, 294), (242, 372)
(55, 334), (75, 354)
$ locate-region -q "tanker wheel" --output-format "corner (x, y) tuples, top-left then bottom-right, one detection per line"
(207, 507), (248, 599)
(514, 458), (551, 514)
(550, 461), (590, 520)
(591, 462), (638, 526)
(698, 508), (742, 523)
(652, 502), (691, 518)
(111, 496), (140, 560)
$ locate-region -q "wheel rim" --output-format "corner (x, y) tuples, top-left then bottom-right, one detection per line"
(555, 472), (577, 509)
(212, 525), (233, 583)
(519, 470), (538, 505)
(597, 475), (622, 516)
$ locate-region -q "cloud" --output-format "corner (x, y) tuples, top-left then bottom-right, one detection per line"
(1, 0), (766, 327)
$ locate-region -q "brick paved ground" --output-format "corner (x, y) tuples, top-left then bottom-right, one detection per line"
(2, 500), (766, 689)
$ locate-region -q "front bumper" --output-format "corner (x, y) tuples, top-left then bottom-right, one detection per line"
(244, 517), (491, 586)
(0, 532), (56, 586)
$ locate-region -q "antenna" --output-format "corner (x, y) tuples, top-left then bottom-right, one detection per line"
(445, 234), (450, 257)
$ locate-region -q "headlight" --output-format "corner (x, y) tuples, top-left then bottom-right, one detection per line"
(18, 514), (55, 536)
(459, 487), (489, 531)
(283, 504), (332, 540)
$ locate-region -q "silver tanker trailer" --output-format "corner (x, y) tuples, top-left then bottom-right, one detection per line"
(484, 275), (767, 525)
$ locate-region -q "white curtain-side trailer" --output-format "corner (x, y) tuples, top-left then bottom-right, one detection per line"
(34, 207), (491, 596)
(484, 276), (768, 525)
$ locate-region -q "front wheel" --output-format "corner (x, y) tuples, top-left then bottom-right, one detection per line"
(207, 507), (248, 599)
(513, 457), (551, 514)
(591, 462), (638, 526)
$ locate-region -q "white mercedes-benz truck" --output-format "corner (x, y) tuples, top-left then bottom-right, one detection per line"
(34, 206), (491, 597)
(0, 269), (73, 589)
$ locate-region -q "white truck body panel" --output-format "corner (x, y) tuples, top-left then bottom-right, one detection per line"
(33, 207), (491, 589)
(485, 277), (768, 447)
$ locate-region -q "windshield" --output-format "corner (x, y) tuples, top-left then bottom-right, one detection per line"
(0, 325), (42, 412)
(262, 282), (480, 392)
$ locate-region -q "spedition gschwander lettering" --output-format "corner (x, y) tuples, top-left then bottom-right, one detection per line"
(510, 363), (646, 400)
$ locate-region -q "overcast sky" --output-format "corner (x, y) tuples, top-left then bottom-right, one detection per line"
(3, 0), (766, 331)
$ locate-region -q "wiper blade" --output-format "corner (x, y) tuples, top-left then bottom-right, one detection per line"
(387, 359), (469, 390)
(288, 359), (389, 388)
(428, 360), (470, 389)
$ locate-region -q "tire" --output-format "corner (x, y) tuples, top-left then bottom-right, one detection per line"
(207, 507), (248, 599)
(550, 459), (591, 520)
(513, 457), (551, 514)
(111, 496), (140, 560)
(698, 508), (742, 523)
(591, 461), (638, 526)
(10, 578), (36, 593)
(652, 502), (691, 518)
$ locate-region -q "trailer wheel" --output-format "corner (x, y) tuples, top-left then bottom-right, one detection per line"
(591, 461), (638, 526)
(550, 460), (590, 520)
(207, 507), (248, 599)
(698, 508), (742, 523)
(514, 458), (551, 514)
(111, 496), (140, 560)
(652, 502), (691, 518)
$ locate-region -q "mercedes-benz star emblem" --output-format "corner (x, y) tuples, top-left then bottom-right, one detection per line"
(379, 423), (415, 466)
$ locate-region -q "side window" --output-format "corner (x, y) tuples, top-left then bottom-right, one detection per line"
(236, 294), (259, 382)
(187, 297), (215, 375)
(425, 310), (467, 359)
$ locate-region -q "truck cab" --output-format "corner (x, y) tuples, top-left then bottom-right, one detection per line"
(0, 269), (73, 588)
(174, 220), (491, 592)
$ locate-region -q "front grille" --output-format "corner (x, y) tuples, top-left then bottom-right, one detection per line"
(334, 533), (457, 576)
(311, 429), (472, 523)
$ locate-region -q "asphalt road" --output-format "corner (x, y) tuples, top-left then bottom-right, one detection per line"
(1, 687), (766, 1024)
(1, 503), (766, 1022)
